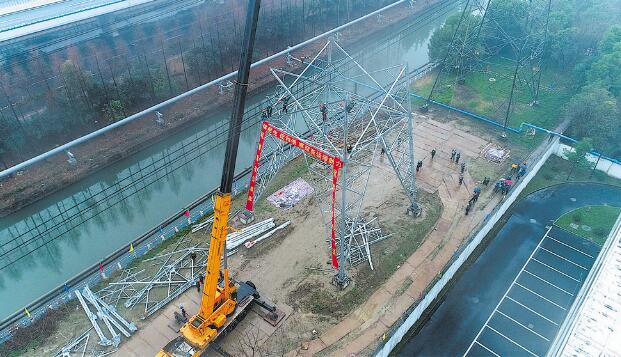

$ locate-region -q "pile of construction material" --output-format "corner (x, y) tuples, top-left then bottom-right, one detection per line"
(75, 286), (137, 347)
(228, 218), (291, 250)
(97, 245), (213, 318)
(267, 178), (314, 209)
(54, 329), (116, 357)
(95, 217), (288, 320)
(245, 221), (291, 248)
(191, 216), (214, 233)
(345, 217), (392, 269)
(195, 217), (290, 250)
(482, 143), (510, 163)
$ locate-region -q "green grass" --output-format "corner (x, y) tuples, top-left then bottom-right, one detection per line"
(556, 205), (621, 245)
(412, 58), (574, 154)
(521, 155), (621, 198)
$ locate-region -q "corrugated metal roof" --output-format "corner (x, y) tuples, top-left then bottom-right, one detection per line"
(0, 0), (156, 42)
(558, 219), (621, 357)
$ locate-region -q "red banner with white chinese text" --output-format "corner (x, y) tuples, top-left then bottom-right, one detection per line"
(245, 121), (342, 268)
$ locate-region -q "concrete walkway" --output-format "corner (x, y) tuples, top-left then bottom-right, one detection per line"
(288, 116), (502, 356)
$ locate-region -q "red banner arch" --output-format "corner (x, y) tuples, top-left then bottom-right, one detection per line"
(246, 121), (342, 268)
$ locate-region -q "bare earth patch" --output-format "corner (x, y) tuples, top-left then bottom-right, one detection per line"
(9, 111), (518, 357)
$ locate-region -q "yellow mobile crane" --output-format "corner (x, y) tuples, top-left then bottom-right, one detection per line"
(158, 0), (264, 355)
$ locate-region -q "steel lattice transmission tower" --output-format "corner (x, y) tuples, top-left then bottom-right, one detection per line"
(247, 39), (421, 287)
(426, 0), (553, 131)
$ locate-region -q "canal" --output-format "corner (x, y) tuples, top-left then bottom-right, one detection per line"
(0, 0), (461, 321)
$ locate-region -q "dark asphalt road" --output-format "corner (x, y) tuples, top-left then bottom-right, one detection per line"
(396, 183), (621, 357)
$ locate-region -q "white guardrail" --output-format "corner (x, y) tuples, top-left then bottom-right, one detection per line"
(376, 137), (560, 357)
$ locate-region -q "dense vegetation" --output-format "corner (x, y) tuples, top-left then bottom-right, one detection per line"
(424, 0), (621, 157)
(0, 0), (400, 168)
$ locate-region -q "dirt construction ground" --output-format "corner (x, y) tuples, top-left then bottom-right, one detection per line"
(108, 111), (510, 356)
(20, 109), (516, 357)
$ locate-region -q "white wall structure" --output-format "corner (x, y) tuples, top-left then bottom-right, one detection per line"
(555, 143), (621, 179)
(375, 137), (560, 357)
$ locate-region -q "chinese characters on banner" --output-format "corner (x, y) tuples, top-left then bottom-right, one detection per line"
(245, 121), (342, 268)
(330, 168), (340, 267)
(245, 124), (267, 212)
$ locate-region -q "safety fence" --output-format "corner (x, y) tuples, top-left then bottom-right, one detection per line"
(410, 94), (621, 166)
(0, 0), (464, 340)
(375, 137), (559, 357)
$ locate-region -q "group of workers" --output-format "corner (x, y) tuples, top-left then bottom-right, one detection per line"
(465, 160), (528, 215)
(261, 98), (357, 123)
(261, 95), (292, 119)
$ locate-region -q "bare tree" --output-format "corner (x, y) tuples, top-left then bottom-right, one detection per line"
(234, 327), (269, 357)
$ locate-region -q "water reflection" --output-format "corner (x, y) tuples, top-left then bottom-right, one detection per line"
(0, 2), (459, 320)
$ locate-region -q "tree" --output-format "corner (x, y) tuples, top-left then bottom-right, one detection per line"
(565, 85), (620, 153)
(588, 26), (621, 96)
(234, 328), (268, 357)
(565, 138), (594, 180)
(0, 114), (26, 162)
(482, 0), (530, 56)
(427, 12), (485, 72)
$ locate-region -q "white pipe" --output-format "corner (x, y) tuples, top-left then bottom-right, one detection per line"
(245, 221), (290, 248)
(0, 0), (406, 179)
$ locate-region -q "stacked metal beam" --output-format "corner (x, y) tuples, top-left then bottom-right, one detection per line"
(226, 218), (276, 250)
(74, 287), (137, 347)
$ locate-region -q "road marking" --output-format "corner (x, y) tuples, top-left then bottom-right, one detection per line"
(462, 226), (552, 357)
(531, 258), (581, 282)
(496, 309), (550, 341)
(538, 246), (588, 270)
(546, 235), (594, 258)
(505, 296), (559, 326)
(523, 269), (574, 296)
(487, 325), (540, 357)
(514, 282), (567, 310)
(475, 341), (501, 357)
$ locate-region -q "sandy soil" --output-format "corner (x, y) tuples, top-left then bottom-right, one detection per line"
(11, 110), (514, 357)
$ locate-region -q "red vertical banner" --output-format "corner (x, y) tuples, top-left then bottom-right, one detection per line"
(330, 159), (343, 269)
(331, 167), (340, 268)
(245, 121), (343, 270)
(245, 122), (269, 211)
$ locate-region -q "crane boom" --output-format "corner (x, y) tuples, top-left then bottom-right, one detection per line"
(158, 0), (262, 355)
